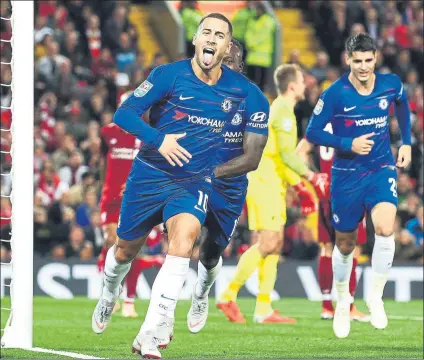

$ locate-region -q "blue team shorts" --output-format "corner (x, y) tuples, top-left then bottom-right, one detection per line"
(331, 165), (398, 232)
(203, 185), (246, 247)
(117, 158), (212, 240)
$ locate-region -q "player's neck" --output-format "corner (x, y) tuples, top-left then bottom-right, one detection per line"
(191, 58), (222, 85)
(348, 72), (376, 96)
(279, 93), (296, 108)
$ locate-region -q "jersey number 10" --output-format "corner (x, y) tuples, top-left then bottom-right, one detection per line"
(196, 190), (209, 213)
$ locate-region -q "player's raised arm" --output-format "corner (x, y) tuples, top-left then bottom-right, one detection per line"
(393, 76), (412, 168)
(214, 84), (269, 179)
(114, 65), (191, 166)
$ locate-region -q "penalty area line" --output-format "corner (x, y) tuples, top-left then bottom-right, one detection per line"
(29, 347), (106, 359)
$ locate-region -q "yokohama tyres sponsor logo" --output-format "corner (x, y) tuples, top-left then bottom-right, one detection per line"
(355, 116), (387, 128)
(188, 115), (225, 132)
(224, 131), (243, 143)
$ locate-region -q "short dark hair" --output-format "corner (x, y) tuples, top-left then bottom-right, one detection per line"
(197, 13), (233, 36)
(345, 33), (377, 56)
(231, 38), (244, 59)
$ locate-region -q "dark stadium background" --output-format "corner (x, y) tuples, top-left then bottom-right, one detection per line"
(0, 0), (422, 266)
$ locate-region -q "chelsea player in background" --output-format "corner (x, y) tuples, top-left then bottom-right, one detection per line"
(91, 13), (270, 359)
(306, 33), (411, 339)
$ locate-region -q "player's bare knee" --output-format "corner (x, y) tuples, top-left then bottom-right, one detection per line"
(257, 231), (280, 256)
(168, 239), (193, 258)
(114, 237), (145, 263)
(335, 231), (356, 255)
(374, 224), (394, 237)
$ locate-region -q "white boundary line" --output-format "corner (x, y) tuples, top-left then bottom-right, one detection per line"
(29, 347), (106, 359)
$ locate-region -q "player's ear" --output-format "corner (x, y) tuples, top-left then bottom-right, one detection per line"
(192, 32), (197, 46)
(344, 52), (350, 66)
(226, 39), (233, 54)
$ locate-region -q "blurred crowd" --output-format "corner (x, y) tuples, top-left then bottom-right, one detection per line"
(0, 0), (422, 265)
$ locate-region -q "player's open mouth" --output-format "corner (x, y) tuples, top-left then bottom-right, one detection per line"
(202, 47), (215, 66)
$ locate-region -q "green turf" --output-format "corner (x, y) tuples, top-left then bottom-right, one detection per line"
(1, 297), (423, 359)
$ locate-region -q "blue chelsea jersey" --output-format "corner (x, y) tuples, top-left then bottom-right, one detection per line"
(120, 59), (265, 179)
(213, 93), (269, 194)
(307, 72), (408, 172)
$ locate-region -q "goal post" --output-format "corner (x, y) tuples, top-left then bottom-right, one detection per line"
(1, 0), (34, 349)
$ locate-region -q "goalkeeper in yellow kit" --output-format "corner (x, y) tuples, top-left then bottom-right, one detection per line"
(218, 64), (330, 323)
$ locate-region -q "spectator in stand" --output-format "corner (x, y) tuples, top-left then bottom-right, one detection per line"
(48, 188), (71, 225)
(68, 170), (97, 207)
(104, 5), (130, 53)
(52, 59), (79, 105)
(398, 192), (421, 227)
(394, 229), (422, 262)
(52, 133), (76, 170)
(34, 207), (55, 256)
(410, 130), (423, 195)
(364, 7), (380, 41)
(404, 69), (420, 97)
(406, 205), (423, 246)
(59, 150), (89, 187)
(36, 41), (67, 86)
(65, 225), (94, 259)
(60, 30), (87, 74)
(92, 47), (115, 78)
(309, 51), (330, 84)
(179, 1), (203, 58)
(84, 210), (104, 256)
(231, 1), (256, 62)
(37, 160), (69, 207)
(115, 32), (136, 73)
(126, 50), (145, 79)
(245, 1), (276, 91)
(75, 186), (98, 227)
(64, 98), (90, 141)
(393, 49), (414, 82)
(86, 14), (102, 60)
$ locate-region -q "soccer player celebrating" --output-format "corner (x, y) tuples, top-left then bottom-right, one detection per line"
(97, 91), (164, 318)
(217, 63), (329, 324)
(296, 136), (369, 322)
(306, 33), (411, 338)
(91, 13), (269, 359)
(186, 39), (269, 333)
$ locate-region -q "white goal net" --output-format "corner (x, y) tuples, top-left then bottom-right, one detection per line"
(1, 0), (34, 349)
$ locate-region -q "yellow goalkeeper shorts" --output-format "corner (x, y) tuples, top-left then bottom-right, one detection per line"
(246, 172), (287, 232)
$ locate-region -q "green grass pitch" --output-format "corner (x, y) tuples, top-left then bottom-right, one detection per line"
(1, 297), (423, 359)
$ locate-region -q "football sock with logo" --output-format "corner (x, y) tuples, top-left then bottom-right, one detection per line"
(255, 254), (279, 317)
(219, 244), (263, 303)
(141, 255), (190, 332)
(332, 245), (354, 302)
(318, 255), (334, 311)
(195, 257), (223, 298)
(102, 245), (132, 302)
(349, 258), (358, 310)
(370, 234), (395, 300)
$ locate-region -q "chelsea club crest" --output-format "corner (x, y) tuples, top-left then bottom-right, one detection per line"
(379, 98), (389, 110)
(221, 98), (232, 112)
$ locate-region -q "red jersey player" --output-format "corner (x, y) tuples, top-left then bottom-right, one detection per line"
(297, 123), (369, 322)
(98, 92), (164, 317)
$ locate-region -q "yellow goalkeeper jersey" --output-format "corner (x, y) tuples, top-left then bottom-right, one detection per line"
(253, 96), (302, 186)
